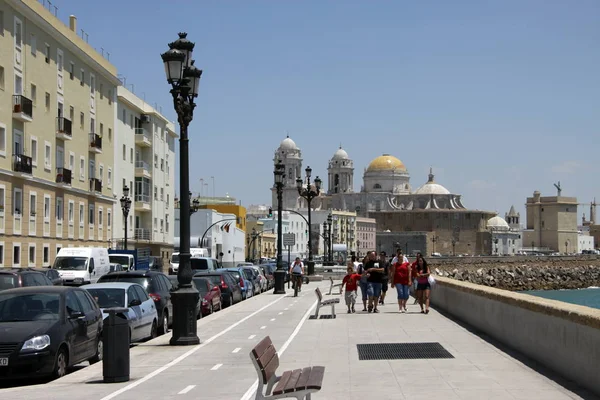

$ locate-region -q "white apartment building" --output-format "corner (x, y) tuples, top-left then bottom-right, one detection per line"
(260, 211), (308, 258)
(113, 86), (176, 261)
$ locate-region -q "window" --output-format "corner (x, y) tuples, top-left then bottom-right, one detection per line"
(30, 83), (37, 105)
(100, 83), (104, 99)
(160, 188), (164, 201)
(69, 62), (74, 80)
(122, 109), (126, 123)
(154, 218), (157, 231)
(107, 168), (112, 188)
(122, 144), (126, 160)
(90, 117), (95, 133)
(69, 152), (74, 170)
(43, 245), (49, 264)
(129, 114), (133, 128)
(14, 18), (22, 48)
(43, 196), (50, 221)
(56, 197), (63, 221)
(99, 165), (103, 182)
(160, 158), (164, 171)
(13, 244), (20, 266)
(44, 141), (51, 170)
(28, 244), (35, 266)
(79, 156), (85, 180)
(80, 112), (84, 129)
(79, 203), (84, 227)
(166, 217), (169, 233)
(108, 89), (112, 104)
(160, 219), (164, 232)
(29, 33), (37, 56)
(45, 92), (50, 111)
(107, 209), (111, 229)
(0, 66), (4, 91)
(80, 69), (84, 86)
(0, 10), (3, 37)
(98, 208), (103, 230)
(57, 49), (63, 72)
(166, 161), (169, 175)
(68, 201), (74, 223)
(100, 123), (104, 136)
(130, 148), (133, 164)
(44, 43), (50, 63)
(29, 192), (36, 217)
(69, 106), (74, 121)
(154, 154), (158, 168)
(154, 186), (157, 200)
(108, 128), (112, 141)
(30, 137), (37, 166)
(14, 188), (22, 215)
(88, 204), (95, 225)
(90, 74), (95, 96)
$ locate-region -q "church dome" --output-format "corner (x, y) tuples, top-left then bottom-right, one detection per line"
(366, 154), (406, 172)
(332, 147), (349, 160)
(487, 216), (510, 230)
(414, 168), (450, 195)
(278, 136), (298, 150)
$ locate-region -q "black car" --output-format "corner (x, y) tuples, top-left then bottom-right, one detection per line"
(194, 271), (242, 308)
(97, 271), (173, 335)
(0, 286), (103, 380)
(167, 275), (202, 319)
(23, 268), (63, 286)
(0, 269), (54, 291)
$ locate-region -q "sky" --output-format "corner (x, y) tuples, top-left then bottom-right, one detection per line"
(52, 0), (599, 221)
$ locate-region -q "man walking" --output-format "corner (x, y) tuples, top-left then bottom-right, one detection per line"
(378, 251), (390, 305)
(365, 251), (385, 313)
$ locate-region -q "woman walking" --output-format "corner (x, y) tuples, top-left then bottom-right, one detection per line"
(357, 255), (370, 311)
(392, 258), (411, 313)
(415, 257), (431, 314)
(410, 253), (422, 304)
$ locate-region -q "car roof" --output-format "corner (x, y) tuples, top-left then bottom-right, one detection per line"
(83, 282), (141, 290)
(194, 270), (227, 276)
(0, 268), (45, 275)
(0, 286), (80, 295)
(103, 270), (162, 277)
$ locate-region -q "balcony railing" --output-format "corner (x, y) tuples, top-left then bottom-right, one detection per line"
(89, 178), (102, 193)
(12, 95), (33, 120)
(56, 167), (72, 185)
(89, 133), (102, 151)
(13, 154), (33, 174)
(56, 117), (73, 138)
(134, 128), (152, 143)
(135, 160), (151, 171)
(134, 228), (151, 240)
(135, 194), (151, 203)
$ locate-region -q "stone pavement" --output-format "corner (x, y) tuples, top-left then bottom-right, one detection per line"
(1, 280), (597, 400)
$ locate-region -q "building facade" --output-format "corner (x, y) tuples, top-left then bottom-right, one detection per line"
(486, 212), (523, 256)
(356, 216), (376, 257)
(260, 211), (308, 258)
(0, 1), (120, 267)
(112, 86), (176, 262)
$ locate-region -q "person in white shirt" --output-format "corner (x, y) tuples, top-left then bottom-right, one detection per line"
(391, 250), (409, 265)
(289, 257), (304, 292)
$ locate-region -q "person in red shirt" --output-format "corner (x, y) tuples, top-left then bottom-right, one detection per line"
(392, 260), (412, 312)
(341, 266), (361, 313)
(410, 253), (422, 304)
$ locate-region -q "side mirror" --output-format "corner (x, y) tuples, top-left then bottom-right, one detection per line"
(129, 299), (142, 307)
(89, 265), (95, 273)
(69, 311), (84, 320)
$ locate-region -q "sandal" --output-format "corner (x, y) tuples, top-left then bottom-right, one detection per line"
(425, 309), (429, 314)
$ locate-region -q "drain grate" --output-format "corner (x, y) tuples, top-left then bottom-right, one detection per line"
(309, 315), (336, 320)
(357, 342), (454, 360)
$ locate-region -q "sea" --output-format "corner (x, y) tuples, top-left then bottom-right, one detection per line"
(525, 287), (600, 310)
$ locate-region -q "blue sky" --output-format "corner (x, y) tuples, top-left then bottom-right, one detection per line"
(55, 0), (599, 220)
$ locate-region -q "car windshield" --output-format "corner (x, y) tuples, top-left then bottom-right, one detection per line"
(190, 259), (208, 270)
(192, 279), (209, 295)
(171, 254), (180, 263)
(86, 288), (125, 308)
(0, 293), (61, 322)
(98, 276), (151, 291)
(0, 275), (17, 291)
(198, 274), (221, 286)
(53, 256), (88, 271)
(109, 256), (130, 267)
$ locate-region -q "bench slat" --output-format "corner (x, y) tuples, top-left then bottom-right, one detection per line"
(272, 369), (293, 395)
(306, 366), (325, 390)
(257, 345), (277, 369)
(283, 369), (303, 393)
(295, 366), (312, 390)
(251, 336), (273, 361)
(262, 352), (279, 383)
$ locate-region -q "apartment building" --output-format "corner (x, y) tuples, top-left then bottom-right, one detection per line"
(113, 86), (176, 261)
(0, 1), (119, 267)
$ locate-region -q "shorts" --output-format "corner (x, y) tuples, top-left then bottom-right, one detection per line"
(381, 280), (388, 293)
(395, 284), (410, 300)
(344, 290), (357, 306)
(359, 281), (369, 301)
(416, 282), (431, 291)
(367, 282), (382, 298)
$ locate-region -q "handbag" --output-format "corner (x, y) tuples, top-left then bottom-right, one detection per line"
(428, 275), (436, 288)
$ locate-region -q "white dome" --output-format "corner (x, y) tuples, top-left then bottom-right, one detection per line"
(332, 147), (349, 160)
(487, 216), (510, 230)
(279, 136), (298, 150)
(414, 182), (450, 195)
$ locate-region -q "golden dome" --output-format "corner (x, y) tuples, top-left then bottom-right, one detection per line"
(366, 154), (407, 172)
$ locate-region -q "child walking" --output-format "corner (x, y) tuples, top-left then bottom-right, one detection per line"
(341, 266), (361, 313)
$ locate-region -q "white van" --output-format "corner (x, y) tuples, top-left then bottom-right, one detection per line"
(52, 247), (111, 286)
(170, 248), (209, 274)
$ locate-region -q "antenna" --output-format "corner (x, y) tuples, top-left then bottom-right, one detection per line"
(553, 181), (562, 196)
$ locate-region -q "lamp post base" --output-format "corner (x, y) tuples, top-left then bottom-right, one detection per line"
(307, 261), (315, 276)
(273, 269), (286, 294)
(169, 287), (200, 346)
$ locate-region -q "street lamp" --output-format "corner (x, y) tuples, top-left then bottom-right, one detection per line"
(451, 239), (456, 256)
(119, 185), (132, 250)
(431, 235), (438, 256)
(273, 160), (286, 294)
(251, 228), (259, 262)
(161, 32), (203, 346)
(190, 192), (200, 215)
(356, 239), (361, 258)
(327, 213), (333, 264)
(322, 220), (329, 264)
(296, 166), (321, 276)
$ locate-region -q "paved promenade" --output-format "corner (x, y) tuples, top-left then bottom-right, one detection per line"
(2, 281), (597, 400)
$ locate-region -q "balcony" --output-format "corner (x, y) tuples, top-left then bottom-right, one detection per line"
(134, 128), (152, 147)
(56, 117), (73, 140)
(56, 167), (72, 186)
(12, 154), (33, 176)
(89, 133), (102, 153)
(89, 178), (102, 193)
(12, 95), (33, 122)
(134, 194), (151, 211)
(134, 160), (152, 178)
(134, 228), (151, 241)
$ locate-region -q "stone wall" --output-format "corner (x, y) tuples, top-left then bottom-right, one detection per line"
(430, 255), (600, 291)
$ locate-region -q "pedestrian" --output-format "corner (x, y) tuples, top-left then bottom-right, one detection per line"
(391, 257), (411, 313)
(356, 255), (370, 311)
(364, 251), (385, 313)
(289, 257), (304, 292)
(347, 255), (358, 272)
(378, 251), (390, 305)
(410, 253), (422, 304)
(415, 257), (431, 314)
(341, 266), (361, 313)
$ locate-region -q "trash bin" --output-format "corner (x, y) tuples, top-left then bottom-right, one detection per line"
(307, 260), (315, 276)
(103, 307), (130, 383)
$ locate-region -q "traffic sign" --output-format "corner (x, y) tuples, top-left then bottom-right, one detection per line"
(283, 233), (296, 246)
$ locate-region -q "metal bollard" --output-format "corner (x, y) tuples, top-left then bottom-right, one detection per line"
(103, 307), (130, 383)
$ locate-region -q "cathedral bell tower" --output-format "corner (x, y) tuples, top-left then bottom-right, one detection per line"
(271, 136), (303, 210)
(327, 146), (354, 194)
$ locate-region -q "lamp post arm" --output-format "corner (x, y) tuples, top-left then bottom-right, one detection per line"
(281, 209), (309, 225)
(199, 218), (237, 249)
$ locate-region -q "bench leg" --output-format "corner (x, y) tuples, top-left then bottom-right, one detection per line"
(337, 284), (343, 295)
(327, 282), (333, 295)
(313, 302), (321, 318)
(330, 303), (336, 318)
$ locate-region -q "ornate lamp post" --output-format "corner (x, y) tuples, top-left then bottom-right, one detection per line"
(431, 235), (438, 256)
(251, 228), (259, 262)
(273, 160), (286, 294)
(296, 166), (321, 276)
(327, 213), (333, 265)
(356, 239), (360, 258)
(322, 220), (330, 264)
(120, 185), (132, 250)
(161, 32), (203, 346)
(190, 192), (200, 215)
(451, 239), (456, 256)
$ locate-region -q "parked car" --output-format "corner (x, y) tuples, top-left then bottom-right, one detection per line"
(109, 263), (124, 273)
(221, 267), (254, 299)
(240, 266), (262, 295)
(167, 275), (202, 319)
(97, 271), (172, 335)
(252, 266), (269, 293)
(0, 268), (54, 291)
(190, 257), (221, 273)
(83, 282), (158, 343)
(259, 264), (276, 289)
(194, 271), (242, 308)
(0, 286), (103, 380)
(191, 276), (222, 316)
(53, 247), (110, 286)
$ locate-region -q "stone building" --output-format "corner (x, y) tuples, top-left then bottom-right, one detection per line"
(486, 210), (523, 255)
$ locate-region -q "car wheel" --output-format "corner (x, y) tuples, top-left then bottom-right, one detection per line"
(53, 346), (68, 378)
(89, 335), (103, 364)
(150, 320), (158, 339)
(209, 304), (214, 315)
(161, 311), (169, 335)
(230, 294), (234, 306)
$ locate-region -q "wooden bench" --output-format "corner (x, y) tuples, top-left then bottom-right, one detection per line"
(250, 336), (325, 400)
(314, 287), (339, 319)
(327, 277), (343, 295)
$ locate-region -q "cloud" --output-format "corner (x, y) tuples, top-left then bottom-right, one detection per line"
(551, 161), (582, 175)
(469, 179), (496, 190)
